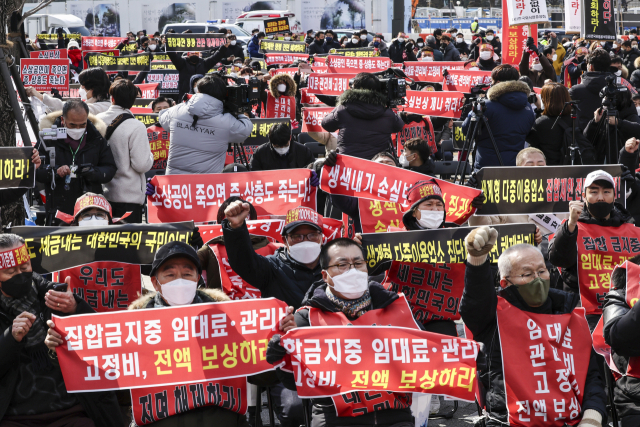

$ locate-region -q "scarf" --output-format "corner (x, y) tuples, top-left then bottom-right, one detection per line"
(326, 287), (372, 319)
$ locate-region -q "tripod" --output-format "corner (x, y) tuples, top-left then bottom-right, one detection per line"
(232, 143), (250, 169)
(551, 101), (580, 166)
(591, 103), (620, 165)
(453, 98), (504, 185)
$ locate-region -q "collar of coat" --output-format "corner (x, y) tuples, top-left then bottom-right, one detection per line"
(486, 80), (530, 102)
(128, 287), (230, 309)
(337, 88), (388, 107)
(39, 110), (108, 138)
(269, 72), (297, 98)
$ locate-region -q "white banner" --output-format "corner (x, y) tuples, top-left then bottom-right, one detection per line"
(506, 0), (549, 26)
(140, 2), (195, 34)
(564, 0), (581, 33)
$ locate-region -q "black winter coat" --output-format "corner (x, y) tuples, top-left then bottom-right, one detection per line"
(221, 220), (322, 308)
(321, 89), (405, 160)
(388, 40), (406, 63)
(584, 104), (640, 164)
(526, 114), (596, 166)
(167, 52), (219, 98)
(623, 48), (640, 73)
(631, 69), (640, 90)
(0, 273), (123, 426)
(454, 40), (470, 56)
(307, 40), (328, 55)
(569, 71), (611, 130)
(442, 42), (460, 61)
(36, 112), (117, 217)
(460, 261), (608, 425)
(249, 141), (314, 171)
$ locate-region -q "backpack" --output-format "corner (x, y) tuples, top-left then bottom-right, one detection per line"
(105, 113), (135, 141)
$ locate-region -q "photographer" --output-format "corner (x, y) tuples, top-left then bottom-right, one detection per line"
(320, 72), (405, 160)
(36, 100), (116, 221)
(159, 74), (252, 175)
(569, 48), (613, 130)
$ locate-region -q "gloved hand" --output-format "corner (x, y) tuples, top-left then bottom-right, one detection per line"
(399, 112), (423, 124)
(266, 334), (288, 364)
(145, 179), (155, 196)
(76, 164), (96, 180)
(471, 193), (485, 209)
(465, 226), (498, 258)
(50, 88), (63, 100)
(577, 409), (602, 427)
(324, 150), (338, 167)
(465, 172), (480, 189)
(310, 170), (319, 187)
(189, 226), (204, 248)
(526, 36), (537, 51)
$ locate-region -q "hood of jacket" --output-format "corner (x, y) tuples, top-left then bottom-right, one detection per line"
(269, 73), (297, 98)
(300, 280), (399, 312)
(39, 110), (107, 137)
(185, 93), (224, 119)
(189, 74), (204, 94)
(337, 88), (389, 120)
(128, 287), (229, 310)
(579, 71), (611, 95)
(487, 80), (531, 110)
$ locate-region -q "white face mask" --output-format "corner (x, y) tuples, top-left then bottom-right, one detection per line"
(457, 37), (464, 42)
(422, 56), (433, 62)
(399, 154), (410, 167)
(284, 37), (291, 41)
(352, 38), (359, 44)
(532, 63), (543, 71)
(398, 37), (405, 42)
(613, 43), (618, 49)
(159, 278), (197, 306)
(277, 84), (287, 93)
(564, 42), (572, 48)
(78, 87), (87, 101)
(417, 42), (424, 47)
(149, 44), (156, 50)
(417, 210), (444, 229)
(615, 69), (622, 76)
(66, 127), (86, 140)
(230, 40), (237, 45)
(274, 145), (289, 155)
(78, 218), (109, 227)
(480, 51), (492, 60)
(360, 35), (367, 40)
(552, 54), (557, 61)
(486, 35), (494, 41)
(632, 35), (638, 39)
(636, 106), (640, 115)
(634, 45), (639, 49)
(288, 241), (321, 264)
(469, 66), (479, 71)
(601, 41), (606, 46)
(327, 268), (369, 299)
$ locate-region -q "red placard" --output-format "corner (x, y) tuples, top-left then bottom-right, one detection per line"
(147, 169), (317, 223)
(576, 222), (638, 315)
(382, 261), (465, 322)
(591, 316), (622, 379)
(200, 219), (285, 245)
(300, 89), (324, 105)
(497, 297), (591, 426)
(82, 49), (119, 69)
(137, 83), (159, 99)
(224, 145), (259, 166)
(393, 119), (436, 157)
(403, 62), (466, 83)
(20, 58), (69, 91)
(401, 90), (465, 118)
(146, 124), (170, 170)
(131, 377), (248, 425)
(301, 107), (334, 132)
(501, 0), (538, 66)
(266, 94), (296, 120)
(306, 73), (354, 95)
(82, 36), (126, 51)
(30, 48), (68, 59)
(131, 107), (153, 113)
(357, 198), (403, 233)
(52, 262), (142, 313)
(265, 53), (309, 65)
(326, 55), (391, 73)
(319, 154), (481, 225)
(442, 70), (492, 93)
(269, 67), (298, 78)
(52, 298), (289, 392)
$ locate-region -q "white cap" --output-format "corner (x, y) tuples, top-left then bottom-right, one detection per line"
(67, 40), (79, 49)
(584, 170), (615, 189)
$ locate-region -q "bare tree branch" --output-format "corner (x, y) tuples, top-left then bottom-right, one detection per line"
(19, 0), (55, 27)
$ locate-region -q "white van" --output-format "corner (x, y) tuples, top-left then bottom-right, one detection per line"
(25, 14), (91, 40)
(235, 10), (298, 33)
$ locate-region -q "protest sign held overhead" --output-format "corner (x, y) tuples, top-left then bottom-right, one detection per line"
(30, 49), (67, 59)
(442, 70), (492, 93)
(81, 36), (125, 50)
(85, 52), (151, 71)
(329, 48), (378, 57)
(326, 55), (391, 73)
(146, 70), (180, 95)
(264, 17), (290, 36)
(506, 0), (549, 26)
(20, 59), (68, 92)
(0, 148), (36, 189)
(260, 39), (307, 54)
(402, 91), (465, 118)
(164, 34), (227, 51)
(581, 0), (616, 40)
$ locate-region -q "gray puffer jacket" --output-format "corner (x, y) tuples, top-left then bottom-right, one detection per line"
(159, 93), (252, 175)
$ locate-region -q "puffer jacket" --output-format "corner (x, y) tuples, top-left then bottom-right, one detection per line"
(569, 71), (611, 130)
(388, 39), (406, 63)
(268, 73), (297, 99)
(247, 35), (263, 58)
(321, 89), (405, 160)
(249, 141), (314, 171)
(159, 93), (252, 175)
(460, 260), (608, 426)
(526, 114), (597, 166)
(41, 95), (111, 115)
(461, 80), (535, 169)
(368, 39), (389, 57)
(442, 42), (460, 61)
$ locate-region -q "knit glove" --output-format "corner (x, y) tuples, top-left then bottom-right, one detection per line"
(189, 226), (204, 248)
(471, 193), (485, 209)
(465, 226), (498, 265)
(577, 409), (602, 427)
(145, 179), (155, 196)
(309, 170), (319, 187)
(266, 334), (288, 364)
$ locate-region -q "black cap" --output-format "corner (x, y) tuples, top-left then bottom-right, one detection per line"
(307, 29), (314, 34)
(150, 241), (202, 277)
(223, 163), (248, 173)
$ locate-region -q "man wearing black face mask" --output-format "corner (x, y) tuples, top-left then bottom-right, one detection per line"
(167, 42), (220, 98)
(0, 233), (123, 426)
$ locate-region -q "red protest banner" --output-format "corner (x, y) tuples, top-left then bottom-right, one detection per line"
(30, 48), (68, 59)
(301, 107), (333, 132)
(269, 67), (298, 78)
(501, 0), (538, 66)
(20, 58), (69, 92)
(265, 53), (309, 66)
(403, 61), (466, 83)
(382, 261), (465, 322)
(82, 49), (119, 69)
(322, 217), (343, 243)
(52, 262), (142, 313)
(622, 78), (638, 95)
(266, 94), (296, 120)
(300, 89), (324, 105)
(131, 376), (248, 425)
(146, 124), (170, 170)
(147, 169), (317, 223)
(306, 73), (354, 95)
(497, 297), (591, 426)
(576, 222), (639, 315)
(357, 198), (403, 233)
(442, 70), (492, 93)
(137, 83), (159, 99)
(200, 219), (285, 245)
(326, 55), (391, 73)
(401, 90), (465, 118)
(81, 36), (125, 50)
(393, 119), (436, 157)
(319, 154), (480, 225)
(279, 326), (478, 401)
(52, 298), (289, 392)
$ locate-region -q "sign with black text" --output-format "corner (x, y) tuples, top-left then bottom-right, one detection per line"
(581, 0), (616, 40)
(0, 148), (36, 189)
(165, 34), (226, 52)
(85, 52), (151, 71)
(260, 39), (307, 54)
(264, 17), (290, 36)
(329, 48), (378, 57)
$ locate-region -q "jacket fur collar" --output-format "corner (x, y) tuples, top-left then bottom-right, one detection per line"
(128, 288), (230, 310)
(269, 73), (297, 98)
(39, 110), (107, 138)
(487, 80), (531, 102)
(337, 88), (388, 107)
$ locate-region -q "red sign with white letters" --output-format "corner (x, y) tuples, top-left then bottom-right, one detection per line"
(300, 89), (324, 105)
(326, 55), (391, 73)
(81, 36), (125, 50)
(20, 58), (69, 91)
(401, 90), (465, 118)
(301, 107), (333, 132)
(442, 70), (492, 93)
(136, 83), (159, 99)
(53, 298), (289, 392)
(30, 48), (68, 59)
(403, 61), (466, 83)
(266, 94), (296, 120)
(306, 73), (354, 95)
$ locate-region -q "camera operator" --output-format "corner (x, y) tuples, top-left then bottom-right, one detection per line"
(158, 74), (252, 175)
(320, 72), (405, 160)
(461, 64), (535, 169)
(569, 48), (613, 130)
(37, 100), (117, 222)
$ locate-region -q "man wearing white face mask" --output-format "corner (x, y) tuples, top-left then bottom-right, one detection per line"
(210, 33), (245, 65)
(250, 122), (314, 171)
(519, 43), (557, 88)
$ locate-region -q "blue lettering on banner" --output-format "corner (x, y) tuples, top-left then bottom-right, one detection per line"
(414, 18), (502, 30)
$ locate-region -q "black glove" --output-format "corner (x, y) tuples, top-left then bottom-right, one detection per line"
(50, 88), (63, 100)
(190, 226), (204, 248)
(474, 38), (482, 45)
(526, 37), (537, 51)
(465, 171), (480, 189)
(402, 113), (424, 124)
(266, 334), (288, 364)
(76, 164), (97, 180)
(324, 150), (338, 167)
(580, 61), (588, 71)
(471, 193), (485, 209)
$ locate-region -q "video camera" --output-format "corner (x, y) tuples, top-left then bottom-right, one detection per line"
(461, 83), (490, 117)
(599, 74), (626, 110)
(211, 70), (260, 115)
(350, 68), (408, 108)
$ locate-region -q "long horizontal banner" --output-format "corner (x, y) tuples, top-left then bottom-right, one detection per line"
(81, 36), (124, 50)
(37, 33), (81, 40)
(442, 70), (492, 93)
(147, 169), (317, 223)
(475, 165), (626, 216)
(53, 298), (288, 392)
(0, 147), (36, 188)
(85, 52), (151, 71)
(306, 73), (354, 96)
(403, 62), (466, 83)
(329, 48), (378, 57)
(265, 53), (309, 66)
(279, 326), (478, 400)
(319, 154), (481, 225)
(165, 34), (226, 52)
(146, 70), (180, 95)
(402, 90), (465, 118)
(82, 49), (119, 70)
(362, 223), (536, 270)
(260, 39), (307, 54)
(20, 59), (69, 92)
(200, 219), (285, 244)
(246, 118), (290, 146)
(326, 55), (391, 73)
(151, 60), (176, 70)
(134, 113), (159, 127)
(12, 222), (194, 274)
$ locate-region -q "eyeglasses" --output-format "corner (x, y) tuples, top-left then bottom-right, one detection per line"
(288, 231), (323, 244)
(506, 270), (550, 282)
(327, 260), (367, 273)
(80, 212), (108, 221)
